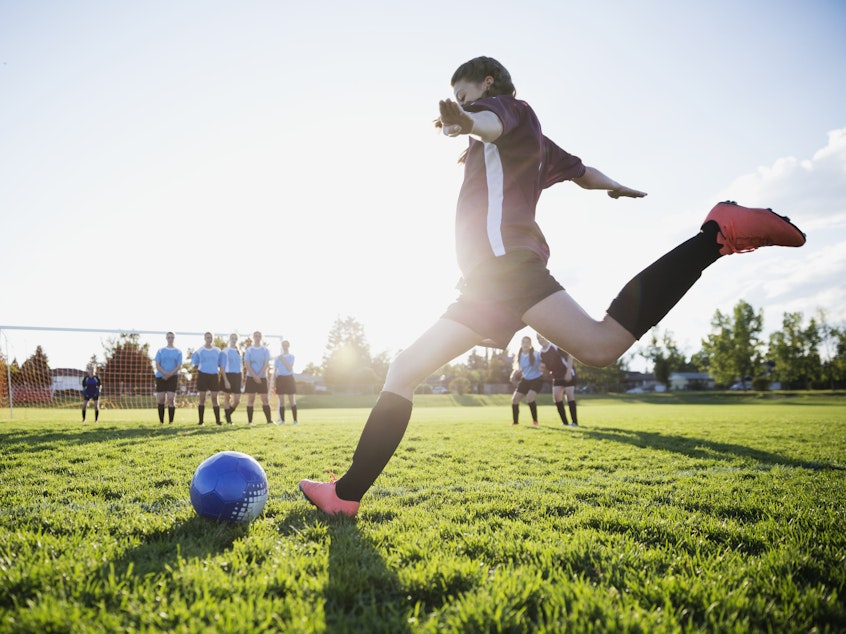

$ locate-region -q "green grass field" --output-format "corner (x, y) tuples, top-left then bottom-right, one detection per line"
(1, 393), (844, 633)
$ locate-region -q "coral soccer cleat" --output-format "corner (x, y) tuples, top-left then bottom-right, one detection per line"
(299, 478), (360, 517)
(702, 201), (806, 256)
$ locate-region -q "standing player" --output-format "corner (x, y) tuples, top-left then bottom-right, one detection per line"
(537, 333), (578, 426)
(154, 332), (182, 424)
(221, 333), (243, 424)
(274, 339), (298, 425)
(510, 336), (544, 426)
(81, 365), (101, 422)
(298, 56), (806, 517)
(191, 332), (225, 426)
(243, 331), (273, 424)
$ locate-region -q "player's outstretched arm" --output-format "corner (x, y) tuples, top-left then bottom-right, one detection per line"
(438, 99), (503, 143)
(573, 166), (647, 199)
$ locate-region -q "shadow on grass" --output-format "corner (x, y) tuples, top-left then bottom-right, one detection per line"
(108, 515), (248, 579)
(0, 423), (243, 453)
(577, 426), (843, 471)
(321, 520), (412, 633)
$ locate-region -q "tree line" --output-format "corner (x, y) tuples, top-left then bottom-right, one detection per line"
(2, 301), (845, 401)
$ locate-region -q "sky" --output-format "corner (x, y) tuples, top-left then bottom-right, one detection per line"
(1, 0), (845, 374)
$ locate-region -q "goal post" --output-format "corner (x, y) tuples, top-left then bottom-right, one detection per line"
(0, 326), (283, 418)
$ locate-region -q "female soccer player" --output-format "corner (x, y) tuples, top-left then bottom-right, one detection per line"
(537, 333), (578, 426)
(81, 365), (101, 422)
(299, 56), (806, 517)
(510, 336), (544, 426)
(274, 340), (298, 425)
(155, 332), (182, 424)
(221, 333), (243, 424)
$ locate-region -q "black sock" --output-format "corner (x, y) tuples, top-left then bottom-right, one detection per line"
(556, 401), (568, 424)
(262, 405), (272, 423)
(607, 225), (722, 339)
(82, 408), (86, 421)
(512, 403), (519, 424)
(528, 401), (538, 422)
(568, 400), (578, 424)
(247, 406), (254, 423)
(158, 404), (165, 423)
(278, 406), (285, 422)
(291, 405), (298, 421)
(225, 408), (232, 423)
(168, 406), (175, 422)
(213, 406), (220, 424)
(334, 392), (413, 502)
(198, 405), (205, 424)
(95, 409), (99, 422)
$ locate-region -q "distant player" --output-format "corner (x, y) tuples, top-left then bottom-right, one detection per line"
(537, 333), (578, 426)
(191, 332), (225, 425)
(154, 332), (182, 423)
(221, 333), (243, 424)
(243, 331), (273, 424)
(511, 335), (543, 426)
(81, 365), (101, 422)
(274, 339), (297, 425)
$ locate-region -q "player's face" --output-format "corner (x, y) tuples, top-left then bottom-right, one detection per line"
(521, 337), (532, 351)
(204, 333), (213, 346)
(253, 332), (262, 345)
(166, 333), (175, 345)
(229, 334), (238, 346)
(536, 335), (548, 347)
(452, 77), (491, 106)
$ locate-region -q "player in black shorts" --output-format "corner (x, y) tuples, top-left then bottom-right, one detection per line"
(81, 365), (101, 422)
(537, 334), (578, 426)
(191, 332), (225, 425)
(299, 55), (806, 517)
(221, 333), (243, 424)
(243, 331), (273, 424)
(154, 332), (182, 423)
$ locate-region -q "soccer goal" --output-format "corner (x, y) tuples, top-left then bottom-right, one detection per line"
(0, 326), (282, 417)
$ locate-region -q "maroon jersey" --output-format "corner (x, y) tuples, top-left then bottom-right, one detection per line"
(455, 95), (585, 276)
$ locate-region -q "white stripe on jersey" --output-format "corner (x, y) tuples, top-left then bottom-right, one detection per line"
(483, 142), (506, 257)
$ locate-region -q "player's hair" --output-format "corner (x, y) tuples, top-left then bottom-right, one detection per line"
(450, 56), (516, 98)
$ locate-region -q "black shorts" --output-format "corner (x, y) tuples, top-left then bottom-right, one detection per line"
(553, 375), (577, 388)
(196, 372), (220, 393)
(156, 375), (178, 393)
(516, 377), (545, 395)
(244, 376), (268, 394)
(84, 392), (100, 401)
(222, 372), (242, 394)
(442, 251), (564, 349)
(275, 375), (296, 395)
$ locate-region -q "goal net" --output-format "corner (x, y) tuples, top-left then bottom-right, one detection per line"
(0, 326), (283, 417)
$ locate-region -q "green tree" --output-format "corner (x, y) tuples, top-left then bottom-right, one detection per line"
(322, 317), (374, 393)
(101, 333), (154, 396)
(768, 312), (821, 389)
(577, 358), (628, 393)
(701, 300), (764, 389)
(641, 329), (689, 388)
(21, 345), (51, 387)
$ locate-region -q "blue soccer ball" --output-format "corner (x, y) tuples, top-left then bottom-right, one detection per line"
(190, 451), (269, 522)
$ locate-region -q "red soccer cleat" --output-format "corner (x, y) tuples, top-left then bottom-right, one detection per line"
(702, 201), (806, 256)
(299, 477), (360, 518)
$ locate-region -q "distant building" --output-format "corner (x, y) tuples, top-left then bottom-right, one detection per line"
(668, 372), (715, 391)
(50, 368), (86, 393)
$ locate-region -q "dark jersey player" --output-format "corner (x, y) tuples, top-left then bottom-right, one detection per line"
(81, 365), (101, 422)
(537, 333), (578, 426)
(299, 56), (806, 517)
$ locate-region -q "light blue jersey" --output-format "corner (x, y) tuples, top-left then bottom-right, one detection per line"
(155, 347), (183, 378)
(518, 350), (543, 381)
(192, 347), (224, 375)
(223, 347), (242, 373)
(274, 353), (294, 377)
(244, 345), (271, 378)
